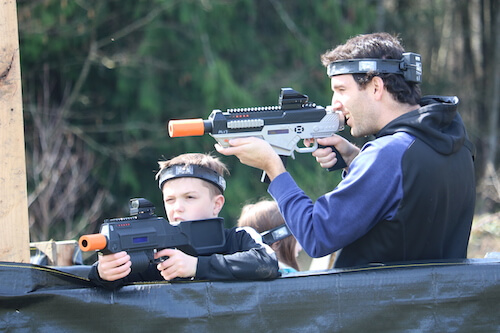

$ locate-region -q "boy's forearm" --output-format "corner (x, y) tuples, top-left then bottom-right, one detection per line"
(196, 248), (279, 281)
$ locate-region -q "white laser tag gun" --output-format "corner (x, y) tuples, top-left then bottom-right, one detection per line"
(168, 88), (346, 182)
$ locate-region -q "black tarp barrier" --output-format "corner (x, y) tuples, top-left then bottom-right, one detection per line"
(1, 259), (499, 332)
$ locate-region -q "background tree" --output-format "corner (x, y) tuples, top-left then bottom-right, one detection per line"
(17, 0), (498, 252)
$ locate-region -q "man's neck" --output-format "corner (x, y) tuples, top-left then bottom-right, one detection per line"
(379, 99), (419, 130)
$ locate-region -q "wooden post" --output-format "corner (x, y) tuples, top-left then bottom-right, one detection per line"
(0, 0), (30, 263)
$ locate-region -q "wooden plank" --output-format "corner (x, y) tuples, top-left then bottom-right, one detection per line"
(30, 241), (79, 266)
(0, 0), (30, 262)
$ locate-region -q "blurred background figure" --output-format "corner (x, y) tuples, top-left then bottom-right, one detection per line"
(238, 200), (302, 273)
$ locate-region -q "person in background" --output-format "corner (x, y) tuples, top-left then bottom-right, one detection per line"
(238, 200), (302, 274)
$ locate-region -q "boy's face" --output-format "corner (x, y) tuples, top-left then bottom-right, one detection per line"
(161, 177), (224, 225)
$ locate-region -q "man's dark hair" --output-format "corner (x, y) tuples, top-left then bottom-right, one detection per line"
(321, 33), (421, 105)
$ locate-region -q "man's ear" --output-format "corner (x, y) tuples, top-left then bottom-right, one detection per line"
(370, 76), (385, 101)
(213, 194), (225, 215)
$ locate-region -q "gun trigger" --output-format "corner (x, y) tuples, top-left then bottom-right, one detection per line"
(261, 171), (271, 184)
(261, 155), (288, 184)
(153, 256), (169, 264)
(295, 140), (318, 154)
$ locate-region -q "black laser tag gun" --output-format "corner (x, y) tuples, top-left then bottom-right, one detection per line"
(168, 88), (346, 182)
(79, 198), (226, 272)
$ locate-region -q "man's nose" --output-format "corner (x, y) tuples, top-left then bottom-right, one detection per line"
(330, 97), (343, 111)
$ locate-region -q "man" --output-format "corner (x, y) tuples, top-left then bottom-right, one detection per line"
(89, 153), (279, 289)
(216, 32), (475, 268)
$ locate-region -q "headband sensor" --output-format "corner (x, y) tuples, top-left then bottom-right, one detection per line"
(327, 52), (422, 83)
(158, 164), (226, 194)
(261, 224), (292, 245)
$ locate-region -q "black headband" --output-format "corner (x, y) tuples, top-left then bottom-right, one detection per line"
(327, 52), (422, 83)
(261, 224), (292, 245)
(158, 164), (226, 194)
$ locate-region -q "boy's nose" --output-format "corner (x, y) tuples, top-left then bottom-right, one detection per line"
(174, 201), (184, 212)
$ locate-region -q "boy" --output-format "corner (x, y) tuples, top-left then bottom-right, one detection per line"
(88, 153), (279, 288)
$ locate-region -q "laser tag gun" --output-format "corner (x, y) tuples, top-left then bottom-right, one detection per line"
(79, 198), (226, 272)
(168, 88), (346, 182)
(261, 224), (293, 246)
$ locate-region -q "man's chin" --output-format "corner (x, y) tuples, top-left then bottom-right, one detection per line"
(350, 127), (366, 138)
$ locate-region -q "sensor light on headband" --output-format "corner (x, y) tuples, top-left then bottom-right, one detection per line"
(158, 164), (226, 194)
(261, 224), (292, 245)
(327, 52), (422, 83)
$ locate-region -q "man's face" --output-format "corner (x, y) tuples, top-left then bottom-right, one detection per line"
(330, 74), (379, 137)
(161, 177), (224, 225)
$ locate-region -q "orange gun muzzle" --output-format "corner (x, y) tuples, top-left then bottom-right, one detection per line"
(168, 119), (205, 137)
(79, 234), (107, 252)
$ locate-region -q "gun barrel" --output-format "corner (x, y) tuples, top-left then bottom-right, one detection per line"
(79, 233), (107, 252)
(168, 119), (205, 137)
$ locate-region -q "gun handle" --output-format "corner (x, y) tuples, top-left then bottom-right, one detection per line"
(129, 250), (154, 273)
(318, 144), (347, 171)
(261, 155), (288, 183)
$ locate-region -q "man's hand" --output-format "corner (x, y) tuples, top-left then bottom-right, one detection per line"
(155, 249), (198, 281)
(304, 134), (360, 170)
(97, 251), (132, 281)
(215, 137), (286, 181)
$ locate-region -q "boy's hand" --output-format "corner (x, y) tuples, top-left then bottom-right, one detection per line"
(155, 248), (198, 281)
(97, 251), (132, 281)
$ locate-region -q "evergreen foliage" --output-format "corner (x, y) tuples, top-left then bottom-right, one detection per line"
(17, 0), (498, 241)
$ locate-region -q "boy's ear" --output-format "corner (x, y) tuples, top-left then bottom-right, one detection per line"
(213, 194), (225, 215)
